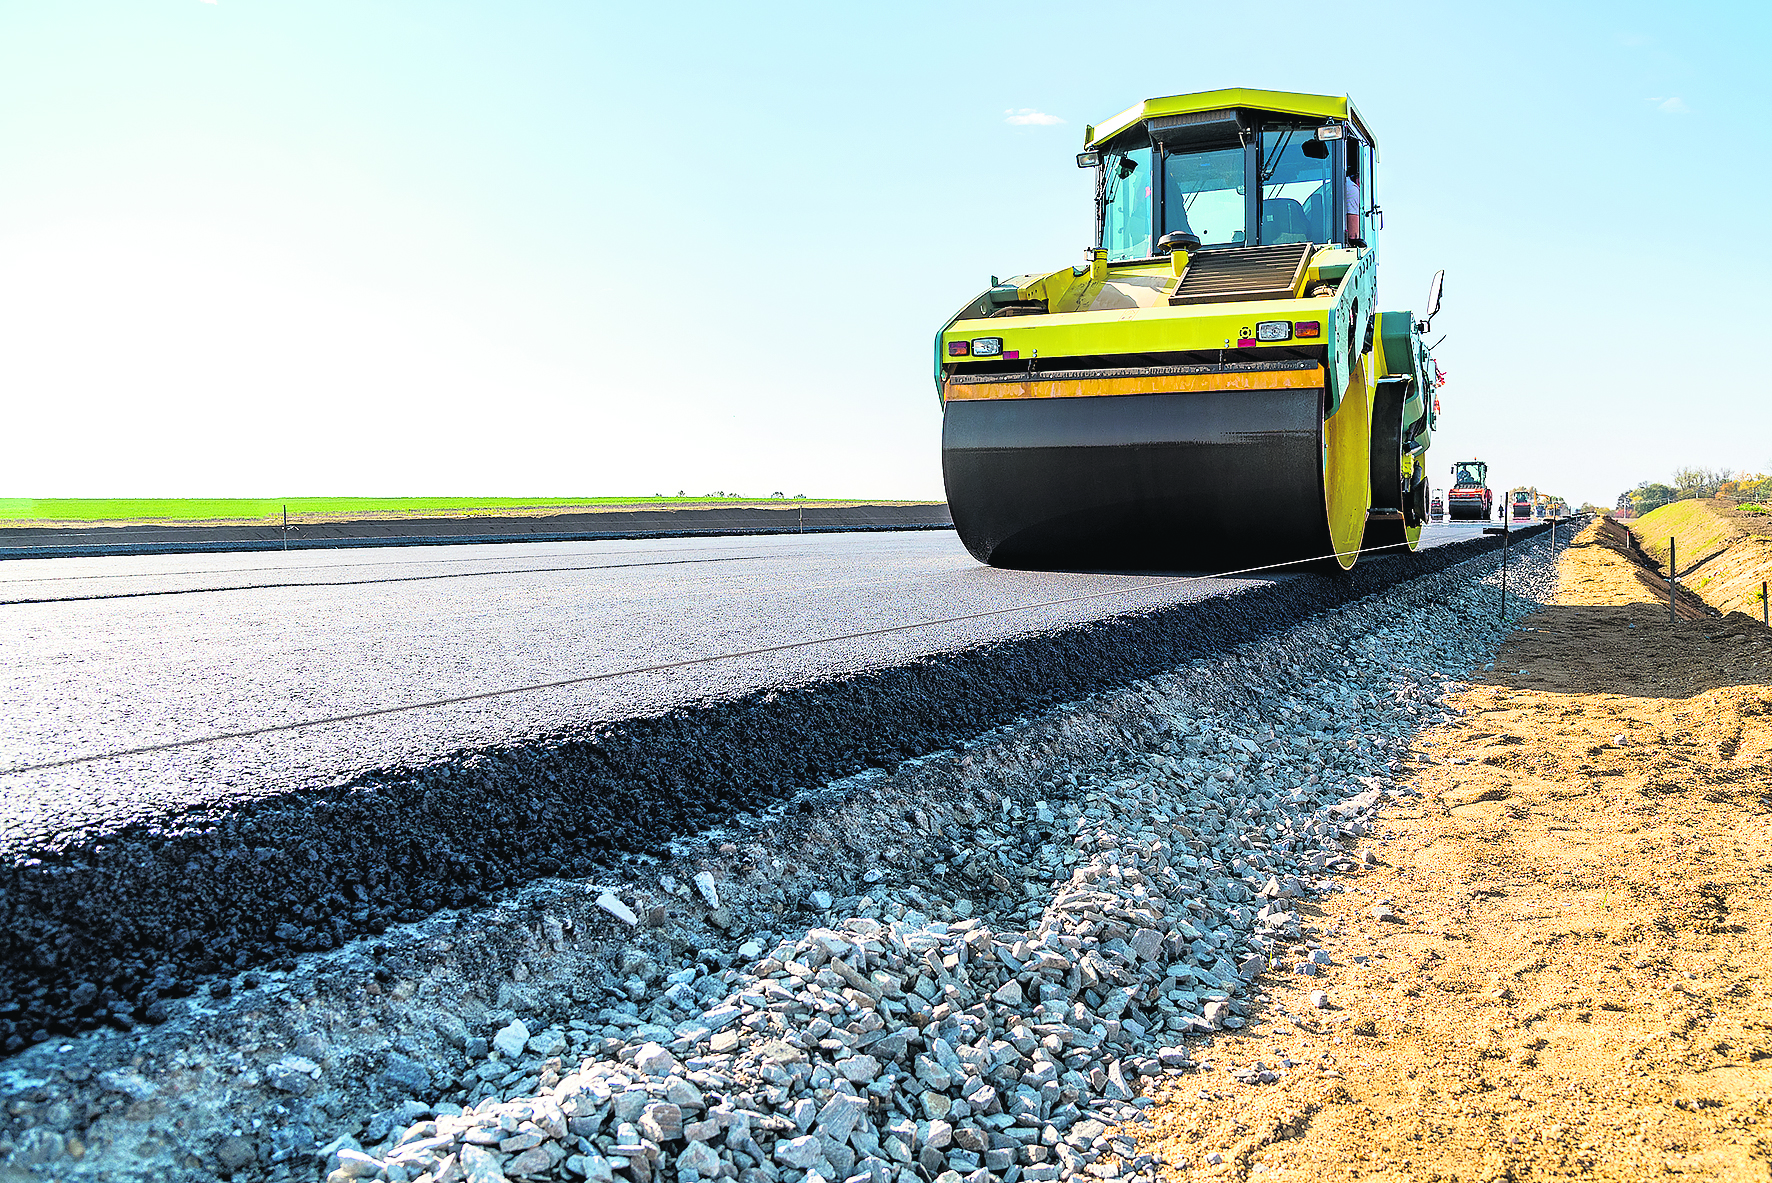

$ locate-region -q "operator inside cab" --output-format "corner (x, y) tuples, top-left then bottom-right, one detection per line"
(1345, 143), (1365, 248)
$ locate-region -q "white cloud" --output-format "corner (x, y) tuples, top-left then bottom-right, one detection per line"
(1004, 108), (1063, 126)
(1649, 96), (1691, 114)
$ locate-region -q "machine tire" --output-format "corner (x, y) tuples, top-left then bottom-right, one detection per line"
(1360, 378), (1421, 556)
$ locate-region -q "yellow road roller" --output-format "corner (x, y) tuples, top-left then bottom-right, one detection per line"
(936, 88), (1445, 571)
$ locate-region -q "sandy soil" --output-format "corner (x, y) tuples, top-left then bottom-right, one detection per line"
(1131, 519), (1772, 1181)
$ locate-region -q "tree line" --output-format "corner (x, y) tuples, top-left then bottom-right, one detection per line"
(1620, 467), (1772, 513)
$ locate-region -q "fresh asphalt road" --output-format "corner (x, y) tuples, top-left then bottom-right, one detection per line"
(0, 521), (1494, 850)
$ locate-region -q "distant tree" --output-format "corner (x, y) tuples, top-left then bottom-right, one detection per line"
(1721, 473), (1772, 502)
(1627, 481), (1678, 513)
(1672, 466), (1733, 500)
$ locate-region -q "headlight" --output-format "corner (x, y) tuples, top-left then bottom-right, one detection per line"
(1255, 320), (1292, 341)
(971, 337), (1003, 357)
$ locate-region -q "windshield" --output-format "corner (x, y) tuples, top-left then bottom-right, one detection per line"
(1454, 464), (1484, 485)
(1162, 146), (1245, 248)
(1259, 127), (1333, 245)
(1101, 147), (1152, 261)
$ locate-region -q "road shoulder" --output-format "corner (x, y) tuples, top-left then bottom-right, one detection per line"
(1135, 517), (1772, 1181)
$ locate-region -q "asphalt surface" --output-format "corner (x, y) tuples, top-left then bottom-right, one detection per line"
(0, 519), (1525, 1044)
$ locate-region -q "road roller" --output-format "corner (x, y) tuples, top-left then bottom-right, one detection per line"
(936, 88), (1446, 571)
(1447, 459), (1493, 521)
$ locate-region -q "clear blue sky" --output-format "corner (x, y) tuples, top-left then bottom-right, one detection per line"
(2, 0), (1767, 506)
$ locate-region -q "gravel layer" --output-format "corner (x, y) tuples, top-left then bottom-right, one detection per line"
(0, 529), (1570, 1181)
(0, 529), (1544, 1047)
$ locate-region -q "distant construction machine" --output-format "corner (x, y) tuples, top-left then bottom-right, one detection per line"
(1508, 487), (1537, 524)
(935, 88), (1447, 571)
(1447, 460), (1493, 521)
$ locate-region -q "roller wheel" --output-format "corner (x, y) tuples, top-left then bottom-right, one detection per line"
(1360, 379), (1422, 556)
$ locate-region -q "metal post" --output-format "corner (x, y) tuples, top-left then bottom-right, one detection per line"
(1763, 580), (1768, 629)
(1499, 517), (1509, 620)
(1668, 537), (1676, 623)
(282, 504), (288, 553)
(799, 504), (804, 534)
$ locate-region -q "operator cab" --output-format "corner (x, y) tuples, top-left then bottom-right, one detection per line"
(1452, 461), (1487, 486)
(1090, 102), (1375, 263)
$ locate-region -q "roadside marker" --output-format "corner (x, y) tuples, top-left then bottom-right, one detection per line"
(1669, 537), (1676, 624)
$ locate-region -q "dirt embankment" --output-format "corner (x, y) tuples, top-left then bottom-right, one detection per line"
(1132, 517), (1772, 1181)
(1629, 499), (1772, 624)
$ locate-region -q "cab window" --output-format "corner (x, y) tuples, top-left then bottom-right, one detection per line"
(1161, 146), (1245, 248)
(1101, 146), (1152, 261)
(1258, 127), (1333, 245)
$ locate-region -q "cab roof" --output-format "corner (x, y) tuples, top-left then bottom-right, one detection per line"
(1086, 88), (1377, 156)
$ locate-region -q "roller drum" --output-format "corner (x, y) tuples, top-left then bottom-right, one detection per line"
(942, 384), (1334, 571)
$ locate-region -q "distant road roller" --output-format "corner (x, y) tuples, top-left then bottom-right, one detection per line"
(936, 88), (1446, 571)
(1447, 459), (1493, 521)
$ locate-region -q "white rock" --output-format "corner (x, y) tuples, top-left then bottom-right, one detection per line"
(837, 1055), (881, 1084)
(809, 890), (835, 910)
(816, 1094), (870, 1144)
(527, 1028), (567, 1057)
(633, 1043), (678, 1077)
(694, 872), (721, 909)
(1309, 990), (1329, 1010)
(492, 1019), (531, 1060)
(596, 891), (639, 926)
(777, 1134), (825, 1168)
(330, 1149), (382, 1179)
(678, 1140), (722, 1176)
(567, 1154), (615, 1183)
(461, 1144), (509, 1183)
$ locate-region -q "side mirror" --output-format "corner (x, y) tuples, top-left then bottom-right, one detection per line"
(1301, 139), (1328, 159)
(1419, 269), (1445, 331)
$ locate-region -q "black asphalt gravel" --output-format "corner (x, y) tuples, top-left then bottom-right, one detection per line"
(0, 521), (1541, 1049)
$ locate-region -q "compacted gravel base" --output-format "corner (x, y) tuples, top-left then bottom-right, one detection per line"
(0, 529), (1544, 1048)
(0, 534), (1569, 1182)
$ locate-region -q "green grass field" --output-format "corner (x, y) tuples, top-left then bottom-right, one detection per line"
(0, 496), (916, 526)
